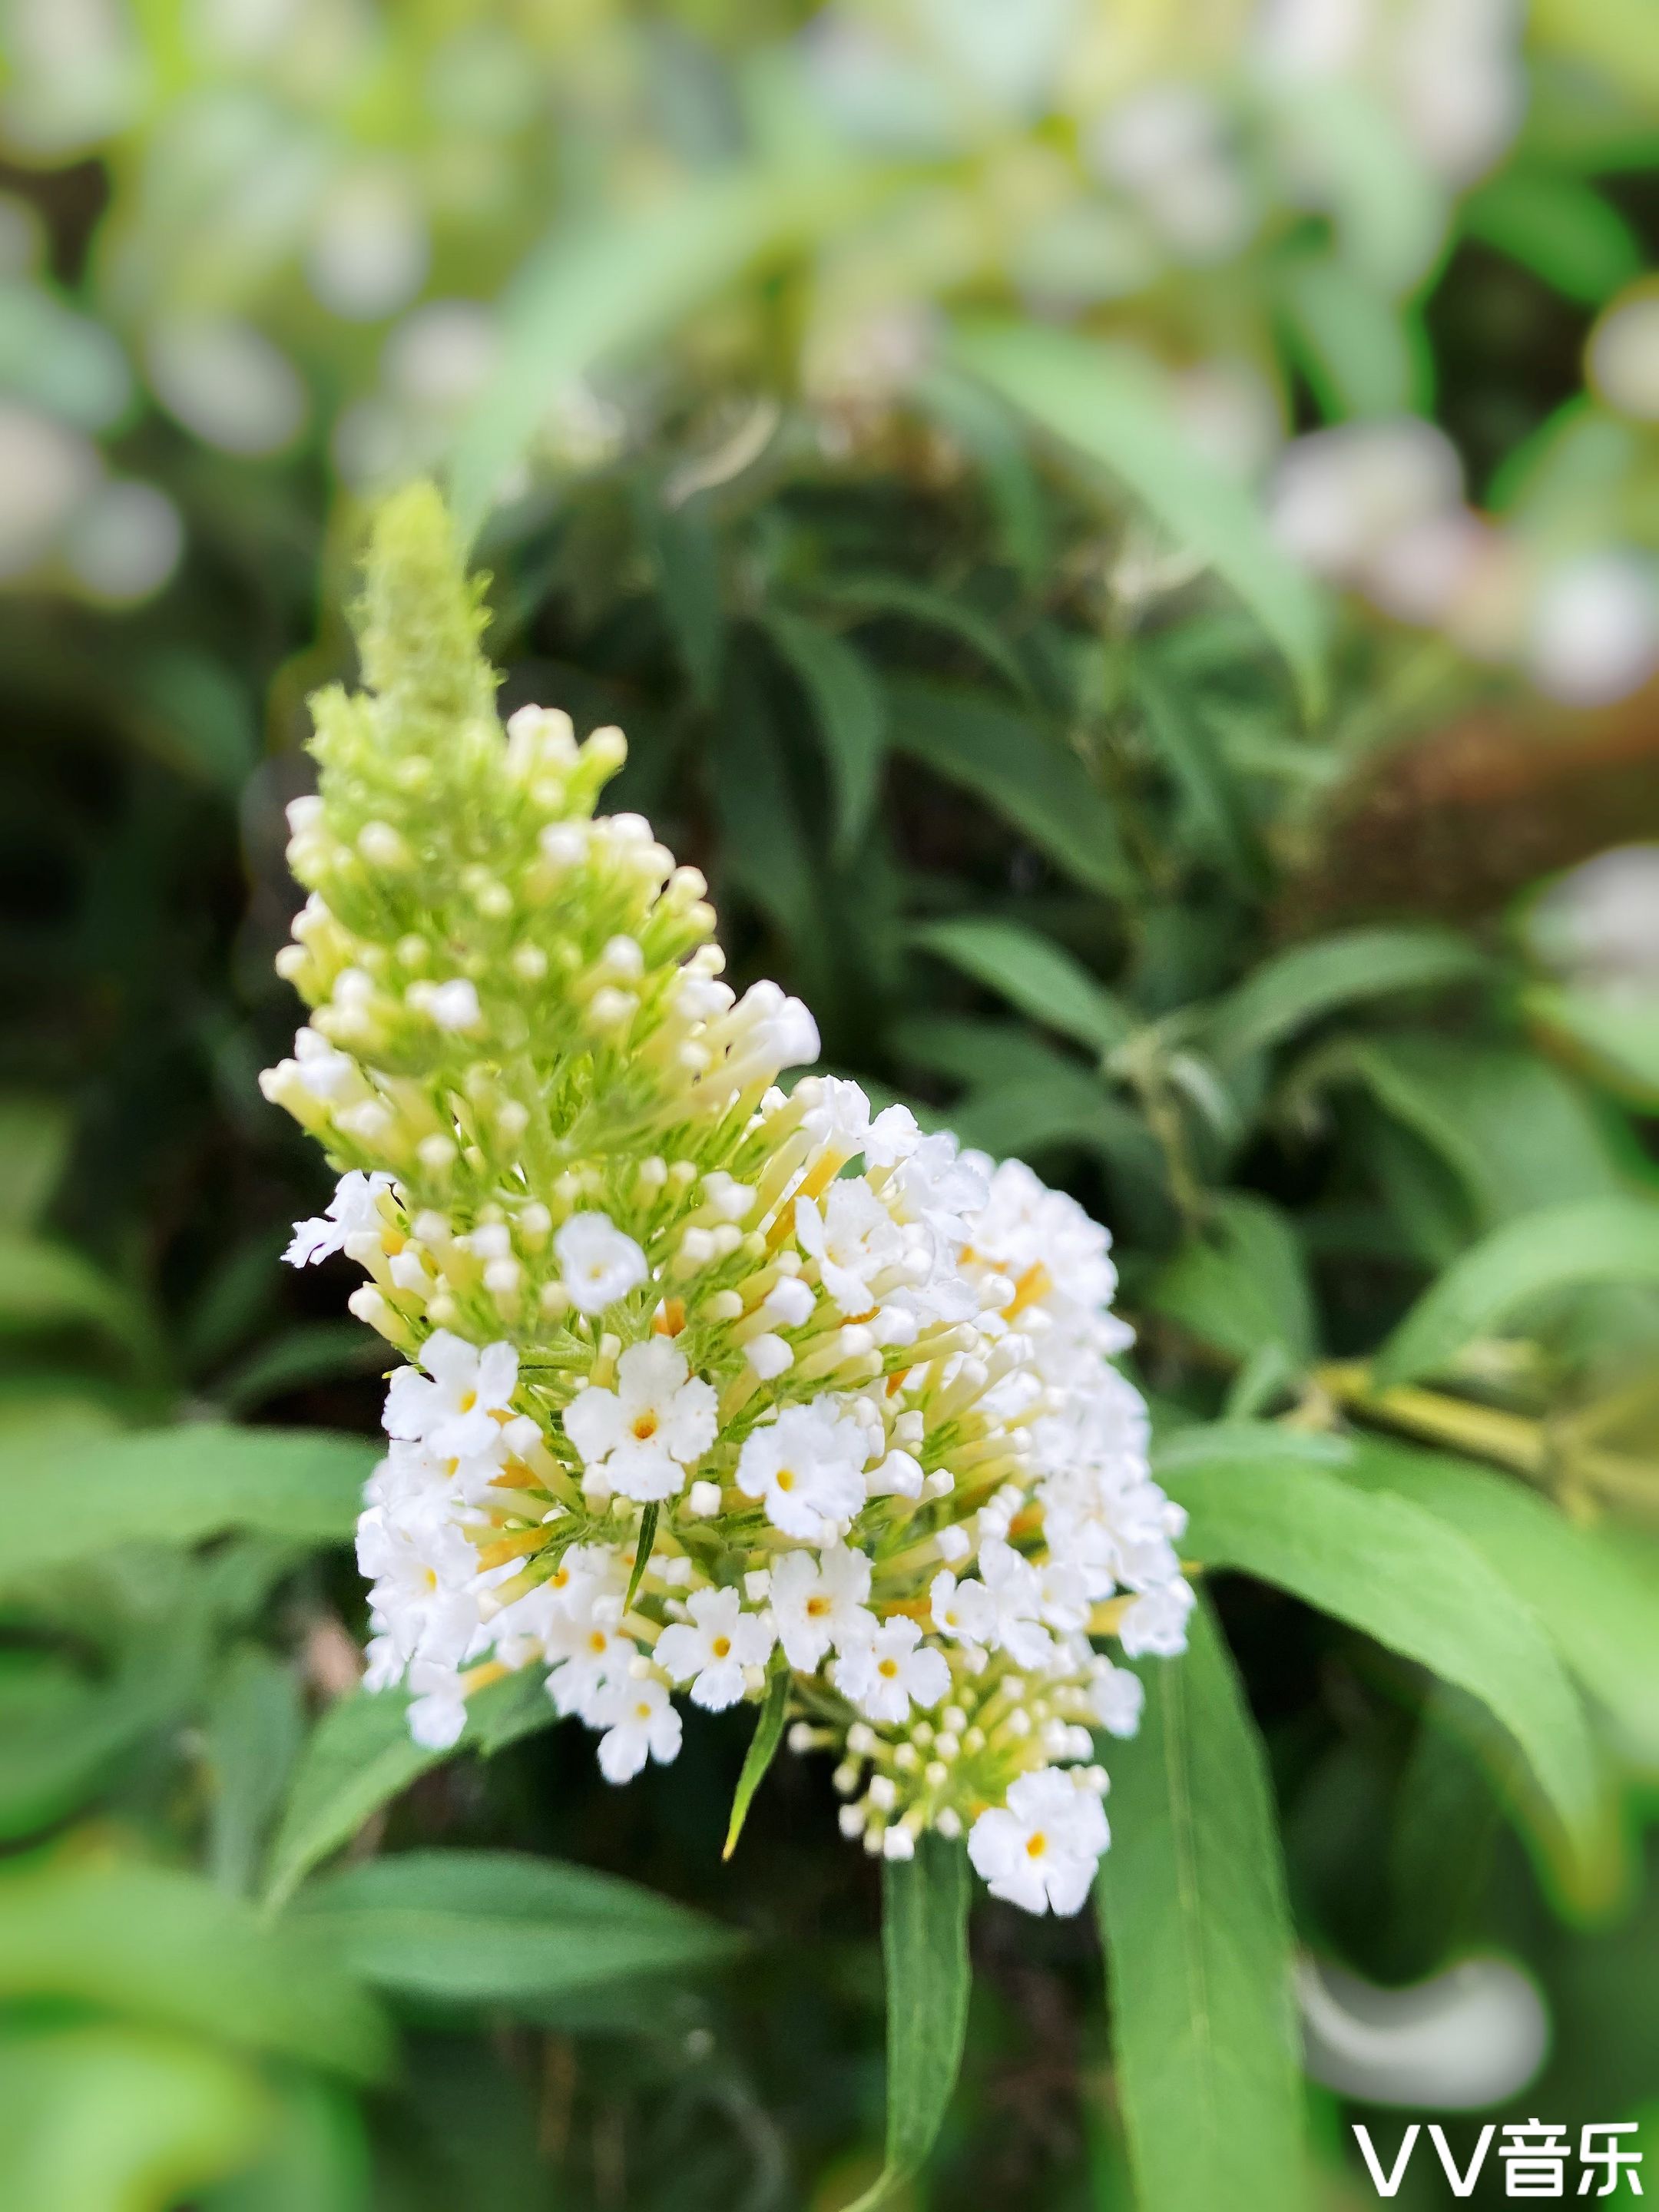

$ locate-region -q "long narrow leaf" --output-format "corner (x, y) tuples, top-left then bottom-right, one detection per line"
(955, 322), (1326, 711)
(1157, 1431), (1614, 1892)
(887, 677), (1130, 896)
(911, 916), (1134, 1058)
(0, 1426), (376, 1588)
(724, 1657), (790, 1859)
(763, 610), (889, 853)
(1098, 1594), (1310, 2212)
(1206, 927), (1488, 1067)
(846, 1834), (972, 2212)
(1376, 1196), (1659, 1386)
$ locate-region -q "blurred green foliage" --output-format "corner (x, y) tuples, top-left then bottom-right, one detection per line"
(2, 3), (1659, 2210)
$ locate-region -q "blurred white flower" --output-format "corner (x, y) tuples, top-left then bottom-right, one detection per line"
(59, 478), (184, 604)
(147, 317), (307, 455)
(1526, 551), (1659, 707)
(0, 401), (98, 578)
(306, 164), (430, 323)
(1587, 283), (1659, 423)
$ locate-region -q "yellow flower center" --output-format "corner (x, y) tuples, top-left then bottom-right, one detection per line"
(1025, 1832), (1048, 1859)
(588, 1630), (608, 1654)
(776, 1468), (796, 1492)
(710, 1636), (732, 1660)
(877, 1657), (899, 1680)
(805, 1596), (830, 1618)
(632, 1412), (659, 1441)
(458, 1389), (478, 1412)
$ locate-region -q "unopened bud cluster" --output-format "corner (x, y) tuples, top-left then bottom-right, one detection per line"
(264, 485), (1192, 1913)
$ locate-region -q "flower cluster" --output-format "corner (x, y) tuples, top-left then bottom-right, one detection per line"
(263, 485), (1191, 1912)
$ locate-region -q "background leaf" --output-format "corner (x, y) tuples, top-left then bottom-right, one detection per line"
(1157, 1429), (1614, 1891)
(910, 916), (1134, 1058)
(954, 321), (1327, 710)
(1376, 1196), (1659, 1386)
(0, 1427), (376, 1588)
(292, 1849), (740, 2010)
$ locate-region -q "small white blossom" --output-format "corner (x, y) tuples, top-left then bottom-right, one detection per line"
(594, 1675), (683, 1783)
(930, 1568), (997, 1644)
(1119, 1577), (1197, 1659)
(968, 1767), (1109, 1916)
(770, 1545), (876, 1670)
(1089, 1657), (1146, 1738)
(794, 1178), (905, 1315)
(736, 1399), (868, 1539)
(563, 1339), (717, 1502)
(406, 1659), (469, 1750)
(428, 978), (482, 1031)
(655, 1587), (775, 1710)
(285, 1170), (396, 1266)
(383, 1331), (518, 1462)
(833, 1618), (950, 1725)
(555, 1211), (650, 1313)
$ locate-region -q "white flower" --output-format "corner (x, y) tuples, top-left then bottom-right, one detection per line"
(976, 1538), (1056, 1669)
(562, 1338), (717, 1501)
(866, 1448), (924, 1500)
(285, 1169), (396, 1266)
(794, 1177), (906, 1314)
(383, 1331), (518, 1461)
(544, 1551), (637, 1721)
(555, 1211), (650, 1313)
(406, 1659), (470, 1750)
(770, 1545), (876, 1670)
(655, 1587), (775, 1710)
(1119, 1577), (1196, 1659)
(355, 1505), (479, 1671)
(594, 1675), (683, 1783)
(833, 1617), (949, 1725)
(290, 1026), (359, 1100)
(930, 1568), (997, 1644)
(884, 1132), (988, 1248)
(428, 978), (482, 1031)
(1089, 1657), (1145, 1739)
(736, 1399), (868, 1539)
(968, 1767), (1109, 1916)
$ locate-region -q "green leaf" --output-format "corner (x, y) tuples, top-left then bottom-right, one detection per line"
(713, 645), (819, 942)
(1151, 1194), (1316, 1369)
(197, 2074), (369, 2212)
(0, 2024), (271, 2212)
(1207, 927), (1487, 1066)
(639, 489), (724, 705)
(1098, 1595), (1310, 2212)
(1342, 1439), (1659, 1767)
(911, 365), (1050, 581)
(911, 916), (1134, 1058)
(1462, 171), (1644, 305)
(0, 1859), (390, 2081)
(0, 1626), (204, 1841)
(292, 1849), (740, 2009)
(845, 1833), (972, 2212)
(1158, 1430), (1611, 1883)
(449, 164), (878, 538)
(1134, 658), (1267, 892)
(0, 1097), (70, 1229)
(1313, 1033), (1628, 1232)
(762, 609), (889, 853)
(207, 1646), (304, 1898)
(214, 1324), (386, 1415)
(823, 573), (1034, 700)
(953, 322), (1326, 712)
(0, 1232), (147, 1353)
(1376, 1196), (1659, 1387)
(887, 677), (1130, 896)
(1524, 982), (1659, 1107)
(0, 1426), (376, 1589)
(1278, 254), (1426, 419)
(723, 1654), (790, 1859)
(949, 1069), (1164, 1187)
(625, 1503), (658, 1611)
(262, 1672), (557, 1911)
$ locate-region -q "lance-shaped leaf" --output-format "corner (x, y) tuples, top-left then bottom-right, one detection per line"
(0, 1426), (376, 1588)
(1375, 1195), (1659, 1387)
(846, 1834), (972, 2212)
(724, 1655), (790, 1859)
(292, 1849), (740, 2009)
(1157, 1429), (1614, 1892)
(887, 677), (1130, 896)
(1098, 1595), (1310, 2212)
(911, 916), (1134, 1060)
(953, 321), (1326, 711)
(0, 1859), (391, 2082)
(263, 1671), (555, 1911)
(1204, 926), (1487, 1068)
(763, 610), (889, 853)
